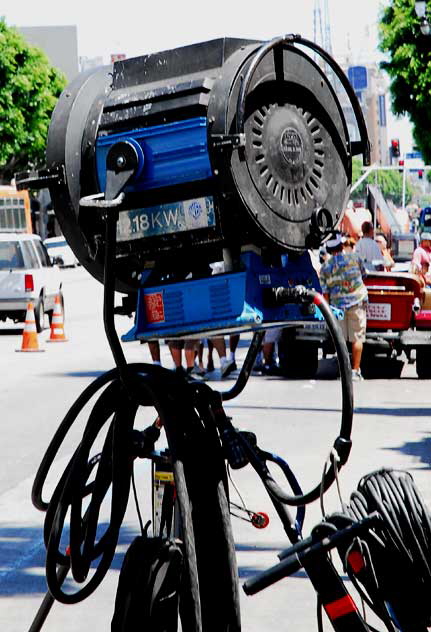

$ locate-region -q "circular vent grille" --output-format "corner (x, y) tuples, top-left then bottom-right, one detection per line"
(226, 44), (351, 252)
(247, 103), (326, 217)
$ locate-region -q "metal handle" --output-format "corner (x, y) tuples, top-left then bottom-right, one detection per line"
(235, 33), (370, 165)
(79, 192), (125, 208)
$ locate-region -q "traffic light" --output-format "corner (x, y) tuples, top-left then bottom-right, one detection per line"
(418, 169), (424, 180)
(398, 159), (404, 173)
(391, 138), (400, 158)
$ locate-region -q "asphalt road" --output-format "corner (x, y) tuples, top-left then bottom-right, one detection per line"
(1, 265), (431, 631)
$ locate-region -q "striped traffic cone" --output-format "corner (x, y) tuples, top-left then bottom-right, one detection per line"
(16, 302), (45, 352)
(47, 294), (68, 342)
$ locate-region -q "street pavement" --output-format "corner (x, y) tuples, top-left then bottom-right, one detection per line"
(1, 266), (431, 631)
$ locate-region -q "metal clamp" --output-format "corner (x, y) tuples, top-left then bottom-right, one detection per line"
(211, 133), (246, 150)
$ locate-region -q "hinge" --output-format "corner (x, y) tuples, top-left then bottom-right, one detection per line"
(211, 133), (246, 150)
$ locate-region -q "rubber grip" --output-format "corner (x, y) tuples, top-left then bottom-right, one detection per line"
(243, 553), (302, 595)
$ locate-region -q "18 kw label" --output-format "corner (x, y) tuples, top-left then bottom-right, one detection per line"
(117, 196), (216, 241)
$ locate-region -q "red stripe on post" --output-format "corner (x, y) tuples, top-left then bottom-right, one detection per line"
(313, 292), (324, 306)
(324, 595), (358, 620)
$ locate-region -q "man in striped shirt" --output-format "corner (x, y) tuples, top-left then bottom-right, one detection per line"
(319, 233), (368, 381)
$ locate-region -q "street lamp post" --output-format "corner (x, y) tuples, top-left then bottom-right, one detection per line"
(402, 154), (407, 212)
(415, 1), (430, 36)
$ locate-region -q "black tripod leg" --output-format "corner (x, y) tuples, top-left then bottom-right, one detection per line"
(28, 564), (69, 632)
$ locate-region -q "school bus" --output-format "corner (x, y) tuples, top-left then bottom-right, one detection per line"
(0, 185), (32, 233)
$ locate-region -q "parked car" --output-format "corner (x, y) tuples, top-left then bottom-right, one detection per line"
(419, 206), (431, 235)
(0, 233), (63, 332)
(390, 232), (419, 265)
(43, 235), (79, 267)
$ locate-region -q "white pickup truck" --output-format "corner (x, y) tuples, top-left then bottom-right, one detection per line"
(0, 233), (63, 332)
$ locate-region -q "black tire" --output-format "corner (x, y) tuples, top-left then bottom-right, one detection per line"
(416, 347), (431, 379)
(153, 375), (240, 632)
(361, 353), (404, 379)
(278, 333), (319, 379)
(182, 419), (240, 632)
(34, 298), (46, 333)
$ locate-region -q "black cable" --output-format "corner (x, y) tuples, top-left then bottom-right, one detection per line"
(330, 468), (431, 632)
(237, 286), (353, 507)
(131, 468), (145, 535)
(32, 365), (184, 602)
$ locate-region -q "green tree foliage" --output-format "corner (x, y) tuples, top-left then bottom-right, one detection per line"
(0, 19), (67, 183)
(379, 0), (431, 164)
(351, 158), (412, 206)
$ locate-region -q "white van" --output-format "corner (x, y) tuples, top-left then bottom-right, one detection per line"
(0, 233), (63, 332)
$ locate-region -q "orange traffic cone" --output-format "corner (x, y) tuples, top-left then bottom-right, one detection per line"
(16, 302), (45, 352)
(47, 294), (68, 342)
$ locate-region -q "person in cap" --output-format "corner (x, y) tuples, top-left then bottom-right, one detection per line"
(375, 234), (395, 271)
(319, 233), (368, 381)
(410, 232), (431, 286)
(355, 221), (383, 271)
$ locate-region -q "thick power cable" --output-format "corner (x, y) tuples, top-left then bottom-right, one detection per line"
(337, 469), (431, 632)
(234, 286), (353, 507)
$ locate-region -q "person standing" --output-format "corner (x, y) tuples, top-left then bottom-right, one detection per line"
(355, 221), (383, 270)
(205, 336), (237, 378)
(319, 233), (368, 381)
(375, 235), (395, 271)
(410, 232), (431, 286)
(140, 340), (162, 366)
(167, 339), (203, 377)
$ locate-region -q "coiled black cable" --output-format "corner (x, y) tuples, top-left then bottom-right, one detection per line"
(32, 364), (182, 604)
(329, 468), (431, 632)
(31, 362), (241, 631)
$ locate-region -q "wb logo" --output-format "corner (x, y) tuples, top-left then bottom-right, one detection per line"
(188, 200), (203, 220)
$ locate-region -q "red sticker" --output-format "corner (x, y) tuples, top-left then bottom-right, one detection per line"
(347, 550), (365, 574)
(324, 595), (358, 620)
(144, 292), (165, 323)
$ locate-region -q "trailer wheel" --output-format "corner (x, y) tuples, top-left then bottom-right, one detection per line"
(416, 348), (431, 379)
(361, 350), (404, 379)
(278, 334), (319, 379)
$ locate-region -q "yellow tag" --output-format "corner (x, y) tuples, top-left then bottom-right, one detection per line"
(154, 470), (174, 483)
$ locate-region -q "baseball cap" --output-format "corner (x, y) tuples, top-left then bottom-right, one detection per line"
(421, 232), (431, 241)
(326, 233), (345, 250)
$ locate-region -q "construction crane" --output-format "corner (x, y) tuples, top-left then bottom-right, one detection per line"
(313, 0), (335, 86)
(313, 0), (333, 55)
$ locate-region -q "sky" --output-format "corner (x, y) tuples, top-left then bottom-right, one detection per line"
(2, 0), (414, 152)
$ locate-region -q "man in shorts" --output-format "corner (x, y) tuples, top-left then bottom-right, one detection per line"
(167, 339), (202, 377)
(319, 233), (368, 381)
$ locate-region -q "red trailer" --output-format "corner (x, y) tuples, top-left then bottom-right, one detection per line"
(281, 271), (431, 379)
(362, 272), (431, 378)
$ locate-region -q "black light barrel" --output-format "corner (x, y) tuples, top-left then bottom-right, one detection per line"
(17, 35), (369, 292)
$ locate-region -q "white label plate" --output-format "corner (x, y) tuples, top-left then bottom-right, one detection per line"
(367, 302), (391, 321)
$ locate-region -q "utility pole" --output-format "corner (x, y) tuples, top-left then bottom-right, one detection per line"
(402, 154), (407, 212)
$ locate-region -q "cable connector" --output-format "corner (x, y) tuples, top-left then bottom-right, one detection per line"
(131, 425), (161, 458)
(332, 436), (352, 467)
(220, 426), (250, 470)
(274, 285), (314, 305)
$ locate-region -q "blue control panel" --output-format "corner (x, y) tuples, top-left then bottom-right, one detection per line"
(122, 251), (340, 342)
